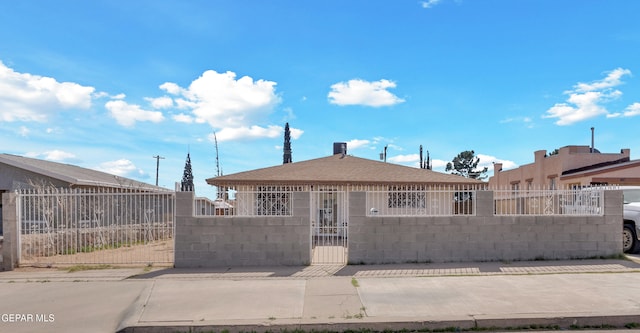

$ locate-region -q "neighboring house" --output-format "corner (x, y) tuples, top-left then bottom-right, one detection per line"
(489, 145), (640, 189)
(0, 153), (165, 192)
(194, 196), (233, 216)
(0, 153), (169, 234)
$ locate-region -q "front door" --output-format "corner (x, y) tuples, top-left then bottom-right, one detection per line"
(310, 191), (347, 265)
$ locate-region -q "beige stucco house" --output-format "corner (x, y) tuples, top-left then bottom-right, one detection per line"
(489, 145), (640, 189)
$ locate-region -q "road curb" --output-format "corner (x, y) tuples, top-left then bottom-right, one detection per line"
(117, 315), (640, 333)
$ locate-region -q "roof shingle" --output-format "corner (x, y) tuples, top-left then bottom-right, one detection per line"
(206, 154), (484, 186)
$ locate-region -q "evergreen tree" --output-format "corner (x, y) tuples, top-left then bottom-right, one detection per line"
(181, 153), (195, 192)
(445, 150), (487, 180)
(283, 122), (292, 164)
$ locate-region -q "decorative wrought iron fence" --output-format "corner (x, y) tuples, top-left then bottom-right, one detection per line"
(365, 185), (480, 216)
(17, 188), (175, 266)
(232, 186), (302, 216)
(492, 186), (610, 216)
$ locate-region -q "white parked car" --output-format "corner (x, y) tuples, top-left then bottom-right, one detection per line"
(623, 187), (640, 253)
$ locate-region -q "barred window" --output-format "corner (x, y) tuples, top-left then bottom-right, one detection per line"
(387, 185), (426, 208)
(255, 186), (300, 216)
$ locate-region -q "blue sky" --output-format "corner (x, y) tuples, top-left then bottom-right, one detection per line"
(1, 0), (640, 199)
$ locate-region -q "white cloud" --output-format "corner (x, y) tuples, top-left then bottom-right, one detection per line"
(160, 70), (280, 128)
(347, 139), (371, 150)
(159, 82), (183, 95)
(172, 113), (195, 123)
(421, 0), (441, 9)
(105, 100), (165, 127)
(290, 127), (304, 139)
(543, 68), (635, 125)
(573, 68), (631, 93)
(544, 91), (610, 126)
(146, 96), (173, 109)
(283, 107), (296, 120)
(25, 150), (77, 162)
(0, 61), (95, 122)
(212, 125), (303, 142)
(623, 102), (640, 117)
(213, 125), (283, 142)
(430, 159), (449, 170)
(43, 150), (77, 162)
(96, 159), (146, 178)
(611, 102), (640, 118)
(476, 154), (517, 171)
(328, 79), (405, 107)
(388, 153), (419, 164)
(19, 126), (29, 137)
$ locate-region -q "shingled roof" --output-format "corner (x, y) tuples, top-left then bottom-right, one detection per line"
(207, 154), (484, 187)
(0, 153), (166, 191)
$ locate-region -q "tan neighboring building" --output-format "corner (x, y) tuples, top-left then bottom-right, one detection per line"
(489, 145), (640, 189)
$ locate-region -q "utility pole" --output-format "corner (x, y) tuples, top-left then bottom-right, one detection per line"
(153, 155), (164, 186)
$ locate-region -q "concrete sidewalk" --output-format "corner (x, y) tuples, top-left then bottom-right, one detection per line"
(2, 258), (640, 333)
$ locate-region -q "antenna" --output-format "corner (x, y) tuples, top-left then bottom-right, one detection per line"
(213, 132), (220, 177)
(152, 155), (165, 186)
(379, 145), (388, 162)
(213, 132), (224, 199)
(590, 127), (595, 153)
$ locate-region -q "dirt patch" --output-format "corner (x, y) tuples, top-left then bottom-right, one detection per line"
(20, 239), (173, 267)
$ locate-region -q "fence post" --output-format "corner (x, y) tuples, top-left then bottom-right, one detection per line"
(603, 189), (623, 217)
(475, 190), (494, 217)
(2, 192), (18, 271)
(176, 191), (194, 217)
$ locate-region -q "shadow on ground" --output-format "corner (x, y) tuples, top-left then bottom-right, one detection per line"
(129, 257), (640, 280)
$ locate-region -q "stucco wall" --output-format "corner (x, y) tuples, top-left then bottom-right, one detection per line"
(489, 146), (633, 188)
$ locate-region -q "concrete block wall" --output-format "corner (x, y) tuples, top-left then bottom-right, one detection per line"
(174, 191), (311, 267)
(348, 190), (622, 264)
(2, 192), (18, 270)
(174, 189), (622, 267)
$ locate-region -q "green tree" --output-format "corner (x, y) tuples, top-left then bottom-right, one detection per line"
(445, 150), (488, 180)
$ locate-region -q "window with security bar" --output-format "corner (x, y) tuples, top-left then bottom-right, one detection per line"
(255, 186), (301, 216)
(387, 185), (427, 208)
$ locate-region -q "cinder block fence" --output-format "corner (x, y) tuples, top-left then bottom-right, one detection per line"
(174, 190), (623, 268)
(174, 192), (311, 267)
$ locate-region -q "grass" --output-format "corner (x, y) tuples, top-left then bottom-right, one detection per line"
(64, 264), (113, 273)
(351, 277), (359, 287)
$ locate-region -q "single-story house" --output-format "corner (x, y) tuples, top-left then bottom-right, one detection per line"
(0, 153), (168, 234)
(207, 145), (483, 191)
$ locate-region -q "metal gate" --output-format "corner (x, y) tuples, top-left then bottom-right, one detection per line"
(310, 190), (348, 265)
(17, 188), (175, 266)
